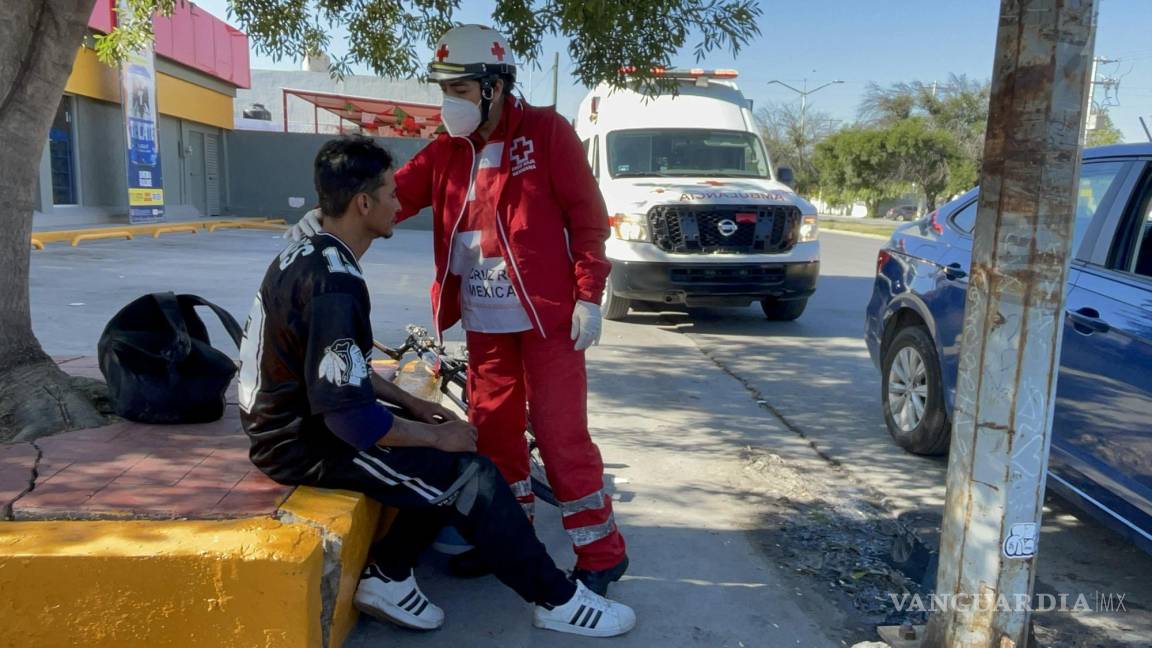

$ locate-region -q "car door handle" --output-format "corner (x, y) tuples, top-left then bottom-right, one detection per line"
(943, 263), (967, 280)
(1068, 307), (1110, 334)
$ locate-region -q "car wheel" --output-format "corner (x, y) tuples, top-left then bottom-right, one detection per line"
(761, 297), (807, 321)
(881, 326), (950, 455)
(602, 278), (630, 321)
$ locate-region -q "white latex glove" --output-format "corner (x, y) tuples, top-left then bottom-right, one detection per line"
(285, 208), (323, 241)
(570, 300), (602, 351)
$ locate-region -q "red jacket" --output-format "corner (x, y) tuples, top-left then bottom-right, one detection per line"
(395, 97), (610, 339)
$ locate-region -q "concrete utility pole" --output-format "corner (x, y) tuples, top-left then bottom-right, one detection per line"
(923, 1), (1096, 646)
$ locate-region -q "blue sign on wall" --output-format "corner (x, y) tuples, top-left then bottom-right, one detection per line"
(120, 39), (164, 223)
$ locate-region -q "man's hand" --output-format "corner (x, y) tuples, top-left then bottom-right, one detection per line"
(406, 397), (461, 424)
(570, 300), (603, 351)
(285, 208), (323, 241)
(433, 420), (478, 452)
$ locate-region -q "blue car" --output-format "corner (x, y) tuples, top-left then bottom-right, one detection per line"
(865, 143), (1152, 553)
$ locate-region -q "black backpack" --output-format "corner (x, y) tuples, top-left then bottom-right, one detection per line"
(98, 292), (244, 424)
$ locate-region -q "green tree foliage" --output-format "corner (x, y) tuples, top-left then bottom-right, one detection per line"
(814, 119), (962, 216)
(96, 0), (764, 92)
(755, 102), (837, 195)
(885, 117), (962, 211)
(813, 127), (901, 217)
(842, 74), (988, 209)
(1086, 110), (1124, 147)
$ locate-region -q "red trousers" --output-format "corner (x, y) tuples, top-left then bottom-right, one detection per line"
(466, 328), (626, 571)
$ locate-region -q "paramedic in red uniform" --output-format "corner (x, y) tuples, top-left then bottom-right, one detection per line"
(292, 24), (628, 594)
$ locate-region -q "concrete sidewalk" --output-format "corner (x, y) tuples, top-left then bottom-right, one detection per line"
(346, 318), (841, 647)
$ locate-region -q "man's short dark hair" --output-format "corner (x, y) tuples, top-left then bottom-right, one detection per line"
(314, 136), (394, 218)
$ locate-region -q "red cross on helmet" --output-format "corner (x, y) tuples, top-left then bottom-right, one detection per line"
(427, 24), (517, 83)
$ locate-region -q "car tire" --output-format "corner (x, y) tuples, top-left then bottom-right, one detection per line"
(881, 326), (951, 455)
(602, 279), (630, 321)
(761, 297), (807, 321)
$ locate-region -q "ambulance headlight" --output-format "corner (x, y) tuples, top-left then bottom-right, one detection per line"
(609, 213), (649, 242)
(799, 214), (819, 242)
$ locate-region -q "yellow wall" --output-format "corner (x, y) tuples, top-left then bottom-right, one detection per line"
(65, 47), (234, 130)
(156, 73), (234, 130)
(64, 46), (120, 103)
(0, 519), (323, 648)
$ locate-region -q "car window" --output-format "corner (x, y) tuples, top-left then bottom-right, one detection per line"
(950, 200), (978, 233)
(951, 162), (1125, 253)
(1076, 162), (1127, 252)
(1124, 183), (1152, 278)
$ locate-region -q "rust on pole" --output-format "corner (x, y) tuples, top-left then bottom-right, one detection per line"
(923, 1), (1096, 647)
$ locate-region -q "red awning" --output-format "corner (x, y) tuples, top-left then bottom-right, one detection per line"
(283, 88), (442, 138)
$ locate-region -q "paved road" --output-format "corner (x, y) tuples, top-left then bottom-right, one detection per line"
(27, 229), (1151, 645)
(655, 231), (1152, 646)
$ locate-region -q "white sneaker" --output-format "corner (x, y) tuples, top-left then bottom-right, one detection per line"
(353, 564), (445, 630)
(533, 580), (636, 637)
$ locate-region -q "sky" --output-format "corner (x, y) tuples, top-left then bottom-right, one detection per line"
(196, 0), (1152, 142)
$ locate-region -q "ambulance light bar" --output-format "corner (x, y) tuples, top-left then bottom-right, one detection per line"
(618, 67), (739, 80)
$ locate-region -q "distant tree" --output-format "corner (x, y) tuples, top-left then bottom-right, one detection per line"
(813, 127), (902, 217)
(885, 118), (963, 211)
(1086, 110), (1124, 147)
(755, 102), (837, 195)
(860, 74), (988, 198)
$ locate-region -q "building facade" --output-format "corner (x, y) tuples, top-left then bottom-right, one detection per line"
(36, 0), (250, 226)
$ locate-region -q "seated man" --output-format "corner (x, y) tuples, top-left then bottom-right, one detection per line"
(237, 136), (635, 637)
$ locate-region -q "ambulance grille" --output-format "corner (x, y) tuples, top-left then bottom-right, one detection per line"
(647, 205), (801, 254)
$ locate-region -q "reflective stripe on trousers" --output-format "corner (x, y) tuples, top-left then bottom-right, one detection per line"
(560, 489), (615, 546)
(566, 516), (617, 547)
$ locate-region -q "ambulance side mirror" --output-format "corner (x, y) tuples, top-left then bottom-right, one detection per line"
(776, 166), (795, 187)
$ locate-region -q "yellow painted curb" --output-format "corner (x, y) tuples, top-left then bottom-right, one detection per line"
(208, 221), (289, 233)
(31, 219), (289, 248)
(278, 487), (384, 648)
(0, 488), (384, 648)
(153, 225), (200, 238)
(0, 518), (324, 648)
(71, 230), (134, 246)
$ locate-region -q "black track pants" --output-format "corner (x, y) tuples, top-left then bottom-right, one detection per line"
(310, 446), (575, 606)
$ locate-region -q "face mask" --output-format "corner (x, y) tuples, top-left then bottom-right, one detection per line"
(441, 95), (482, 137)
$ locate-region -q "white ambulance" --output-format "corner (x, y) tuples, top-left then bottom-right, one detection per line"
(574, 69), (819, 320)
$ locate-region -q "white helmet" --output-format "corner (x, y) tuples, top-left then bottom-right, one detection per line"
(427, 24), (517, 83)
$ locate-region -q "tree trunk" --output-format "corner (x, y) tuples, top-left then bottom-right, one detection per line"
(0, 0), (107, 442)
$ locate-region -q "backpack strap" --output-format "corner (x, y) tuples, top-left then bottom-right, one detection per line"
(176, 294), (244, 349)
(152, 291), (193, 361)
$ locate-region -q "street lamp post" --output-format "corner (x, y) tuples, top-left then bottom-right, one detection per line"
(766, 79), (844, 135)
(766, 79), (843, 185)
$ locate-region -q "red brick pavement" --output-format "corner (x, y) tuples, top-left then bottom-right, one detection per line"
(0, 359), (293, 521)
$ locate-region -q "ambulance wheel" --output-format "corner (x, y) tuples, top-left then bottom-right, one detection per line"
(760, 297), (807, 321)
(602, 281), (630, 321)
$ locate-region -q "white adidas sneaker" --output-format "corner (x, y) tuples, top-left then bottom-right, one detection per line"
(533, 580), (637, 637)
(353, 564), (445, 630)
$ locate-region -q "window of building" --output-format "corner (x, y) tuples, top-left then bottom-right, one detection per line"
(49, 96), (78, 206)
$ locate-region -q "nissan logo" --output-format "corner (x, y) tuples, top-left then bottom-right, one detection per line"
(717, 219), (738, 236)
